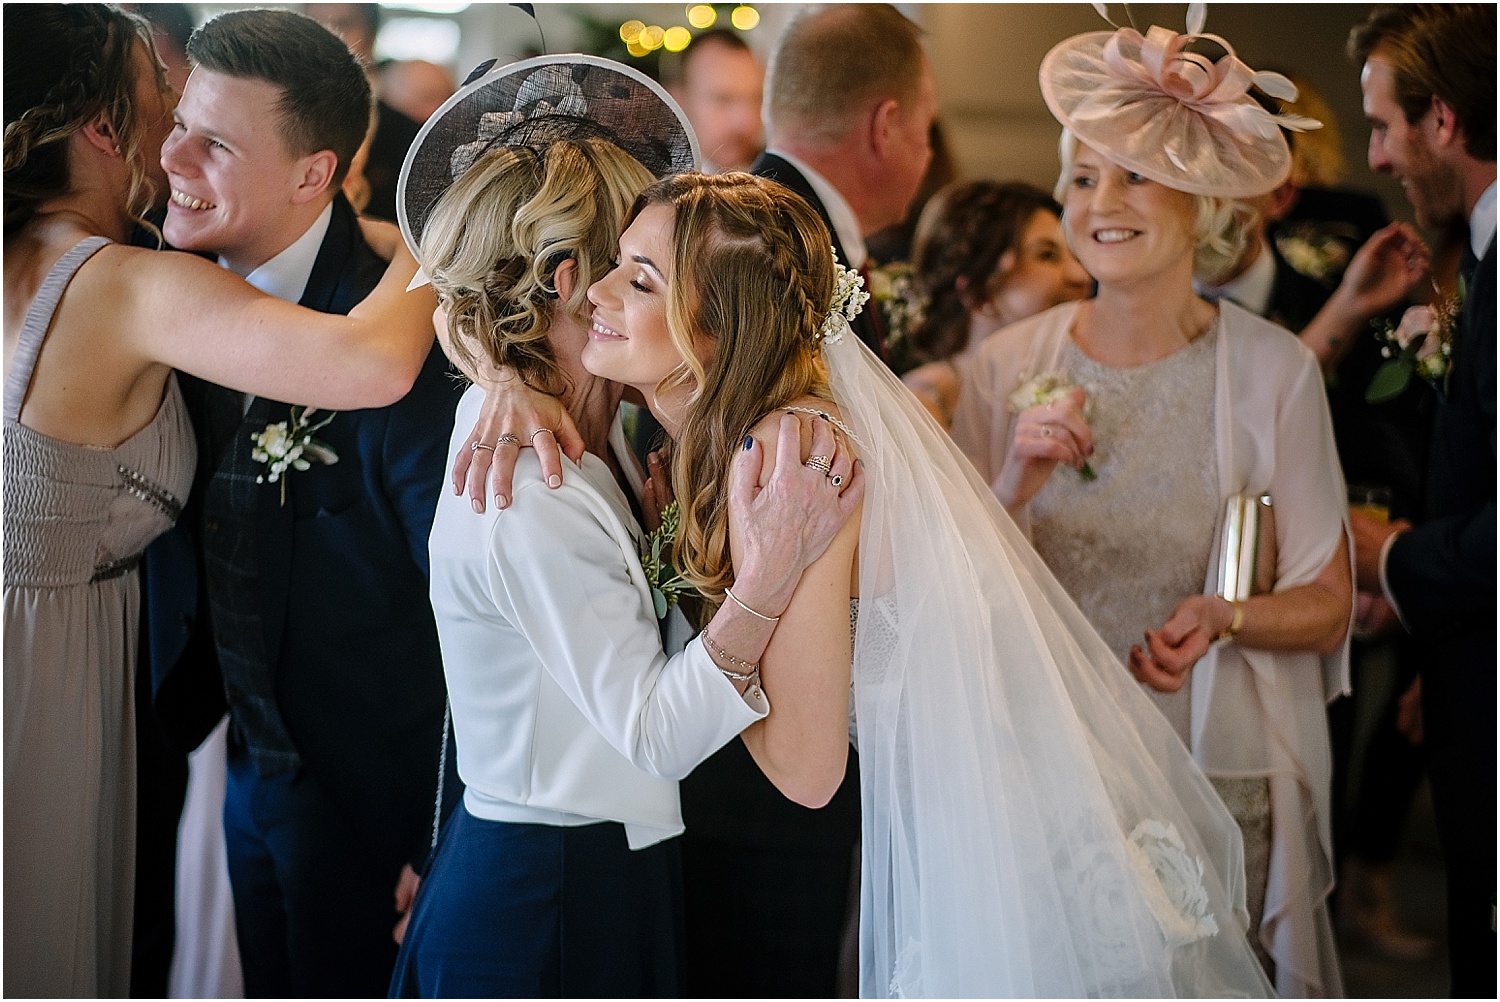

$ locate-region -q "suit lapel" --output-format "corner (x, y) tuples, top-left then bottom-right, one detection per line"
(749, 153), (882, 356)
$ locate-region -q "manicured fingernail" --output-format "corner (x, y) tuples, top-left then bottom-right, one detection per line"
(548, 475), (562, 488)
(471, 498), (484, 514)
(495, 494), (509, 510)
(743, 436), (753, 450)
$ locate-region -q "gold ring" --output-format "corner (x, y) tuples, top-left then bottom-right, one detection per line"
(470, 442), (495, 452)
(805, 455), (833, 474)
(530, 428), (554, 442)
(496, 433), (521, 447)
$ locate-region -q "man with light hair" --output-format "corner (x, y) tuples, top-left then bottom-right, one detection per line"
(1346, 5), (1495, 996)
(676, 6), (936, 995)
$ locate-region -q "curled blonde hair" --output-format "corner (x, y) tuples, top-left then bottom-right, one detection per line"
(4, 4), (168, 239)
(420, 139), (654, 393)
(1054, 129), (1256, 284)
(630, 172), (834, 604)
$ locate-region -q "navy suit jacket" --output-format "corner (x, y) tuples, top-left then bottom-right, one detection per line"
(141, 194), (462, 870)
(749, 152), (885, 358)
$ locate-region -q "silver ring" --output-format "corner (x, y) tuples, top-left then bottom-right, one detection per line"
(530, 428), (554, 442)
(829, 473), (845, 487)
(805, 455), (833, 474)
(496, 433), (521, 447)
(470, 441), (495, 452)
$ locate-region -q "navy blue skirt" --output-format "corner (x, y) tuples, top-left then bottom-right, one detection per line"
(389, 804), (684, 998)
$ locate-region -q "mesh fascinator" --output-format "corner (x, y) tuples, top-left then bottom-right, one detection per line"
(398, 54), (698, 257)
(1039, 5), (1320, 198)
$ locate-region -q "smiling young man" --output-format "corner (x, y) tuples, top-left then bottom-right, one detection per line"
(139, 9), (460, 996)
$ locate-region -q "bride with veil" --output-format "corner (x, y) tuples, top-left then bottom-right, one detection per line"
(568, 170), (1274, 998)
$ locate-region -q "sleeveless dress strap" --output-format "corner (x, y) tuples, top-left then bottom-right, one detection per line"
(5, 235), (113, 423)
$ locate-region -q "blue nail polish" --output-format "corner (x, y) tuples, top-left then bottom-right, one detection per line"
(743, 436), (753, 451)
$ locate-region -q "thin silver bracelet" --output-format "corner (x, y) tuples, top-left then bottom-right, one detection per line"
(725, 586), (779, 623)
(701, 630), (760, 681)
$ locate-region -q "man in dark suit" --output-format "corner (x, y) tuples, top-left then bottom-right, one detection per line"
(677, 6), (936, 996)
(1347, 6), (1496, 995)
(143, 10), (460, 995)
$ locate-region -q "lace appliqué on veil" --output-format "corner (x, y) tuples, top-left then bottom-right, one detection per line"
(889, 938), (924, 998)
(1127, 820), (1220, 946)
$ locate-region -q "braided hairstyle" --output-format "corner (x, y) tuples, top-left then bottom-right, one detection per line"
(907, 180), (1061, 365)
(420, 139), (654, 395)
(4, 4), (166, 238)
(631, 172), (834, 605)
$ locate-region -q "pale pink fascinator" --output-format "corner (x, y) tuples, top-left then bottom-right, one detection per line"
(1039, 5), (1320, 198)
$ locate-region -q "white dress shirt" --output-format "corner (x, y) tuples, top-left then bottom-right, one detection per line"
(222, 201), (333, 412)
(764, 147), (867, 270)
(428, 387), (768, 850)
(1195, 239), (1277, 316)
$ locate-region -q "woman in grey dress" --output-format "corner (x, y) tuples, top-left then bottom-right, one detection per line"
(952, 16), (1354, 995)
(2, 7), (446, 994)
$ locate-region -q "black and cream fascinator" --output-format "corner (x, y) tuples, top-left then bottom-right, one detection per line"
(397, 53), (698, 269)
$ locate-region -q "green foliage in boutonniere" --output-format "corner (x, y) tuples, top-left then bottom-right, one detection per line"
(250, 406), (339, 505)
(1366, 278), (1464, 403)
(640, 500), (694, 619)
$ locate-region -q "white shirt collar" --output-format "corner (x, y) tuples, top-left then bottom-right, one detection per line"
(223, 201), (335, 305)
(766, 148), (867, 270)
(1195, 238), (1277, 316)
(1470, 180), (1496, 258)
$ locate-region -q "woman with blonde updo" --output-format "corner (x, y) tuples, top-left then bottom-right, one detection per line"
(3, 7), (436, 994)
(389, 60), (859, 997)
(901, 180), (1089, 428)
(573, 169), (1274, 997)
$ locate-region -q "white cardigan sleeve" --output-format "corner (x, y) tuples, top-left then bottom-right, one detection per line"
(486, 470), (766, 781)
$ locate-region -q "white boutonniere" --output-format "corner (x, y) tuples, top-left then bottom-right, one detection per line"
(1366, 280), (1464, 403)
(1009, 372), (1097, 481)
(866, 261), (926, 354)
(250, 406), (339, 505)
(639, 500), (694, 619)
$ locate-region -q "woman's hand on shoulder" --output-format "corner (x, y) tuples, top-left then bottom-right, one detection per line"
(728, 409), (864, 615)
(992, 387), (1092, 509)
(451, 365), (585, 513)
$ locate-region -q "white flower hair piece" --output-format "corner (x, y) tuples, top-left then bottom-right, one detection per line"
(817, 253), (870, 346)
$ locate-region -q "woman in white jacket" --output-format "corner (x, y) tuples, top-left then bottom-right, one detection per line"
(388, 59), (859, 998)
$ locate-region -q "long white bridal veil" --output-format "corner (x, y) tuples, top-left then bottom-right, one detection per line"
(822, 323), (1274, 998)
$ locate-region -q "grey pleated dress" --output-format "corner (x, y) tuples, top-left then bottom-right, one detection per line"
(4, 236), (195, 997)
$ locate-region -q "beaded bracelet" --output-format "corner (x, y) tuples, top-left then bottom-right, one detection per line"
(702, 630), (760, 682)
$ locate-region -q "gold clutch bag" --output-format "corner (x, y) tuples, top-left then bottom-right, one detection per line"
(1216, 494), (1276, 602)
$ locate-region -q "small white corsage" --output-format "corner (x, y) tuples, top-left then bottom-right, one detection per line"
(866, 261), (926, 354)
(1367, 281), (1463, 403)
(818, 253), (870, 345)
(639, 500), (694, 619)
(1009, 373), (1096, 481)
(250, 406), (339, 505)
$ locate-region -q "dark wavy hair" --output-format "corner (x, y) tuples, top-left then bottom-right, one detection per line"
(4, 4), (164, 238)
(905, 180), (1061, 365)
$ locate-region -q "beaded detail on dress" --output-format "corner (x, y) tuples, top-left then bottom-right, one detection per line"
(1029, 325), (1220, 743)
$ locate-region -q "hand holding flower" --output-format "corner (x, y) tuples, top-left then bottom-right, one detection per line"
(994, 383), (1094, 510)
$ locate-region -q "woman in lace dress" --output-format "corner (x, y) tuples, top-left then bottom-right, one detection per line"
(900, 180), (1090, 428)
(3, 7), (438, 995)
(951, 19), (1352, 996)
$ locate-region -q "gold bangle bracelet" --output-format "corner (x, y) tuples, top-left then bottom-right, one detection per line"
(1216, 599), (1245, 642)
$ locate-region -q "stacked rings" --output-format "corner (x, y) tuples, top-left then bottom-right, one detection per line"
(805, 455), (833, 474)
